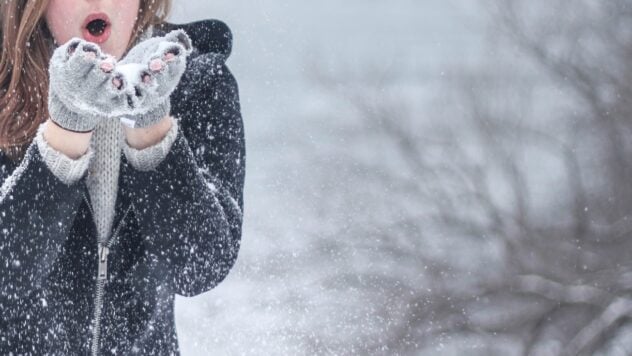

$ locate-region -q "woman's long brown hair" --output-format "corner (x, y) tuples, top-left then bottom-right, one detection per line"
(0, 0), (171, 163)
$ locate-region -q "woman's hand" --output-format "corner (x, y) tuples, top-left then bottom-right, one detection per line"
(116, 29), (193, 129)
(47, 38), (126, 133)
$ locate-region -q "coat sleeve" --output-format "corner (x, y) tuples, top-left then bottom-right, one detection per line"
(122, 53), (245, 297)
(0, 138), (88, 301)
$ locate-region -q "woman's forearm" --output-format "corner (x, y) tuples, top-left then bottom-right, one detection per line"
(43, 119), (93, 159)
(123, 115), (173, 149)
(42, 115), (172, 160)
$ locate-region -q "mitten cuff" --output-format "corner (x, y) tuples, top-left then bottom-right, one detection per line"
(123, 101), (171, 129)
(122, 116), (179, 171)
(35, 121), (94, 185)
(48, 92), (98, 133)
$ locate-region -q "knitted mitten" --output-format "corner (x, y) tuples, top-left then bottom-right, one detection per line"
(115, 29), (193, 128)
(48, 38), (126, 132)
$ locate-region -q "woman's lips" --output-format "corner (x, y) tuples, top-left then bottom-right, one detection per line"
(82, 13), (111, 44)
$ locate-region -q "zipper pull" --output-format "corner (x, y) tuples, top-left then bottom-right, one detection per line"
(98, 244), (109, 281)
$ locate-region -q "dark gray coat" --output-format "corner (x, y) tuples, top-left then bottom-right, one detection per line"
(0, 19), (245, 355)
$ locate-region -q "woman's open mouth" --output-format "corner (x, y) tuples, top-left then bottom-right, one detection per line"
(82, 13), (111, 44)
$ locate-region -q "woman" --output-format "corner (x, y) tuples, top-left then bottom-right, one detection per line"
(0, 0), (245, 354)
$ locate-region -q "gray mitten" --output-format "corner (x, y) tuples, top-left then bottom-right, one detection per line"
(115, 29), (193, 128)
(48, 38), (127, 132)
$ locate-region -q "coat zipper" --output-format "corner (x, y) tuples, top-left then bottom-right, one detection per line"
(83, 192), (133, 356)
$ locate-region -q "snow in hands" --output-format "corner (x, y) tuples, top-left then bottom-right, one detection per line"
(118, 29), (193, 128)
(48, 29), (192, 132)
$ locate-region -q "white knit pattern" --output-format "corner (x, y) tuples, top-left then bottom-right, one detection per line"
(86, 118), (123, 242)
(35, 121), (94, 185)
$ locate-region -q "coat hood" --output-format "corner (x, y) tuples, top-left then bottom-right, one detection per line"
(154, 19), (233, 59)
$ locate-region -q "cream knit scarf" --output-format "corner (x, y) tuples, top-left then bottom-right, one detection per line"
(87, 118), (123, 242)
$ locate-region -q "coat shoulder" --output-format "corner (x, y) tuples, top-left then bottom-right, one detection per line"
(164, 19), (240, 130)
(155, 19), (233, 59)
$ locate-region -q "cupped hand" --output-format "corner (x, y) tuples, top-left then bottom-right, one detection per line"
(48, 38), (127, 132)
(114, 29), (193, 128)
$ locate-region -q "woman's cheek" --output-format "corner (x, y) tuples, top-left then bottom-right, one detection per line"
(110, 1), (141, 57)
(45, 4), (78, 45)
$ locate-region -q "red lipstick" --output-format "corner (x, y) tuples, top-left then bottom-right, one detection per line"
(82, 13), (111, 44)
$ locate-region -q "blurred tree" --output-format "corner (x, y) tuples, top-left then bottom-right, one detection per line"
(306, 0), (632, 355)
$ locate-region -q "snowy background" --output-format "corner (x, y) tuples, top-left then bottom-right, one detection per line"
(168, 1), (632, 355)
(169, 0), (490, 354)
